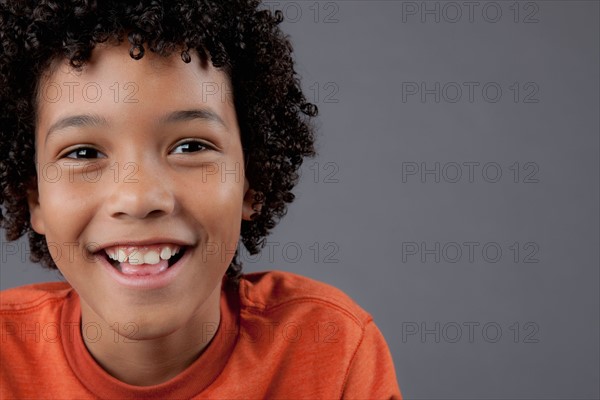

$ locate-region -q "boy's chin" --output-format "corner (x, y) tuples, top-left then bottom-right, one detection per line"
(107, 311), (189, 342)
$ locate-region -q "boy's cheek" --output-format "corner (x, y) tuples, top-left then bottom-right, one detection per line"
(29, 179), (91, 242)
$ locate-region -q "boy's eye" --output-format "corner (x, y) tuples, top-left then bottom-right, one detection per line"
(63, 147), (107, 159)
(171, 140), (211, 154)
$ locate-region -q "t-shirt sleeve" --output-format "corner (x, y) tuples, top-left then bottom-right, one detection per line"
(341, 319), (403, 399)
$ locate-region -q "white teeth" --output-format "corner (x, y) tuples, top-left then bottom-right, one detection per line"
(143, 251), (160, 265)
(103, 245), (181, 265)
(128, 249), (142, 264)
(106, 249), (118, 261)
(127, 249), (143, 265)
(117, 249), (127, 263)
(160, 247), (172, 260)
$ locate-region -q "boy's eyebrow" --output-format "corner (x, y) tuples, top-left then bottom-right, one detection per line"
(158, 109), (228, 130)
(45, 109), (228, 144)
(45, 114), (108, 144)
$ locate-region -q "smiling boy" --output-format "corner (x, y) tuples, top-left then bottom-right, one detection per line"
(0, 1), (401, 398)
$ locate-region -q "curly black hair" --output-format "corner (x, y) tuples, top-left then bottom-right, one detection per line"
(0, 0), (317, 285)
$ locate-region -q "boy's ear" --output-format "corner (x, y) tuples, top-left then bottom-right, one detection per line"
(242, 178), (262, 221)
(26, 176), (45, 235)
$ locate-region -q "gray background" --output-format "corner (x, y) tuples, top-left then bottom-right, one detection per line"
(1, 1), (599, 399)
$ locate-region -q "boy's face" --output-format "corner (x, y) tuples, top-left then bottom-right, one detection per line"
(28, 43), (254, 338)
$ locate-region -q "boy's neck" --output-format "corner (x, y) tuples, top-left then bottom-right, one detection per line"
(79, 285), (222, 387)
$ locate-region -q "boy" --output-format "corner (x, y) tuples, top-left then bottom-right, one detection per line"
(0, 1), (401, 398)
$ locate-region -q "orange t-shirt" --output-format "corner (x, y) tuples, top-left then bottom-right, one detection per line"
(0, 271), (401, 399)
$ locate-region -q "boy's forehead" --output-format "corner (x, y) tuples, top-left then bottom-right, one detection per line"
(35, 42), (236, 138)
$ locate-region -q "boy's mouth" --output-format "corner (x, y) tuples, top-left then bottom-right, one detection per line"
(97, 245), (187, 276)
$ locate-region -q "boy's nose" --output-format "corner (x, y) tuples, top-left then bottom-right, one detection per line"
(104, 161), (176, 220)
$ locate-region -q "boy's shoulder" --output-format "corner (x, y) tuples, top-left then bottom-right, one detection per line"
(0, 281), (73, 313)
(237, 270), (373, 327)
